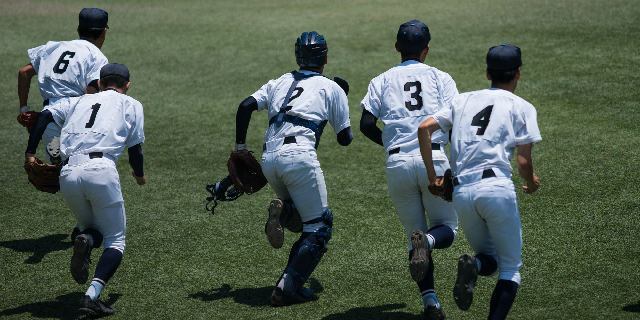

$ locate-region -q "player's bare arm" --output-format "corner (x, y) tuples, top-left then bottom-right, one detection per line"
(18, 63), (37, 111)
(417, 117), (441, 183)
(517, 142), (539, 194)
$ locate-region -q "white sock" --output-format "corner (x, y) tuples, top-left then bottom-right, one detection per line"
(277, 274), (288, 290)
(426, 234), (435, 248)
(86, 280), (104, 300)
(476, 258), (482, 273)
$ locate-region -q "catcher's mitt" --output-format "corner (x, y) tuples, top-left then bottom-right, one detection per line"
(227, 150), (268, 194)
(427, 169), (454, 202)
(17, 111), (41, 133)
(24, 158), (61, 194)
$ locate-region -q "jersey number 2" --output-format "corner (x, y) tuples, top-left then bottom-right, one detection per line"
(471, 105), (493, 135)
(85, 103), (101, 128)
(404, 81), (423, 111)
(53, 51), (76, 74)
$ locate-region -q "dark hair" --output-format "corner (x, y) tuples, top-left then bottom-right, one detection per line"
(77, 27), (105, 40)
(487, 67), (519, 84)
(100, 75), (128, 90)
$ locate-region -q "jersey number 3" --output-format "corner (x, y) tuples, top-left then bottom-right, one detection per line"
(53, 51), (76, 74)
(404, 81), (423, 111)
(471, 105), (493, 135)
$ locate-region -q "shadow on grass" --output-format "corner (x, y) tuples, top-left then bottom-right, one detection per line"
(0, 233), (72, 264)
(190, 278), (324, 307)
(0, 292), (121, 320)
(623, 300), (640, 313)
(321, 303), (421, 319)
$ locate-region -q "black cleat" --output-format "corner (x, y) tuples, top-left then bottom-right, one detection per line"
(70, 234), (92, 284)
(265, 199), (285, 249)
(70, 226), (81, 241)
(270, 287), (314, 306)
(453, 253), (478, 311)
(409, 230), (431, 282)
(424, 304), (446, 320)
(79, 295), (114, 317)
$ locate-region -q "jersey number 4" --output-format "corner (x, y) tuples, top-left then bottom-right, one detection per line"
(53, 51), (76, 74)
(471, 105), (493, 135)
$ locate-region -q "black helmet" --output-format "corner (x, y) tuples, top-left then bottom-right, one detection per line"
(295, 31), (328, 68)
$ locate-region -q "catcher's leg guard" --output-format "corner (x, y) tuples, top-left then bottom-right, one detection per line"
(278, 226), (332, 297)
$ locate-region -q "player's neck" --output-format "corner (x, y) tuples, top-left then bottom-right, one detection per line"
(490, 81), (517, 93)
(102, 87), (125, 94)
(299, 66), (324, 74)
(79, 37), (104, 49)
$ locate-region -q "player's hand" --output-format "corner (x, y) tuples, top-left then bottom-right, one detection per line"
(522, 173), (539, 194)
(25, 153), (36, 163)
(132, 171), (146, 185)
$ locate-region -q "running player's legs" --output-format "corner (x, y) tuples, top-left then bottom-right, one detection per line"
(453, 185), (497, 259)
(81, 161), (126, 252)
(474, 178), (522, 284)
(60, 166), (97, 231)
(418, 158), (458, 234)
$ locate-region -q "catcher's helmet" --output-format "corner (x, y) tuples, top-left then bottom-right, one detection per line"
(295, 31), (328, 68)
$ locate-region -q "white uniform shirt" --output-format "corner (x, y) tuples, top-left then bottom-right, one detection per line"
(252, 70), (351, 144)
(360, 60), (458, 153)
(433, 88), (542, 176)
(28, 39), (108, 101)
(49, 90), (145, 162)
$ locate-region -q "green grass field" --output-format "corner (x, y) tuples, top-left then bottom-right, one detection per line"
(1, 0), (639, 319)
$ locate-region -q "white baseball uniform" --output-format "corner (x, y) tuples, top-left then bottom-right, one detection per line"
(254, 70), (350, 232)
(48, 89), (145, 252)
(28, 39), (108, 163)
(432, 87), (542, 284)
(360, 60), (459, 248)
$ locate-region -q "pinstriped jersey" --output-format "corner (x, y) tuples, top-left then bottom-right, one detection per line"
(433, 88), (542, 176)
(360, 60), (458, 153)
(48, 90), (145, 162)
(252, 70), (351, 145)
(28, 39), (108, 100)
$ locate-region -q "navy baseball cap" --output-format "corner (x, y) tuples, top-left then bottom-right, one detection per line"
(79, 8), (108, 28)
(486, 44), (522, 70)
(397, 20), (431, 54)
(100, 63), (130, 81)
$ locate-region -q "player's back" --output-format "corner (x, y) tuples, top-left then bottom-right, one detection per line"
(29, 39), (108, 100)
(449, 88), (538, 176)
(257, 71), (349, 144)
(58, 90), (144, 161)
(362, 61), (457, 151)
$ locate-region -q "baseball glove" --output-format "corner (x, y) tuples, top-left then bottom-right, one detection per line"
(227, 150), (268, 194)
(428, 169), (454, 202)
(17, 111), (41, 133)
(24, 158), (61, 194)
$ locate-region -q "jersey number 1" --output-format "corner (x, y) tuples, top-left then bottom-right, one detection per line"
(85, 103), (101, 128)
(471, 105), (493, 135)
(53, 51), (76, 74)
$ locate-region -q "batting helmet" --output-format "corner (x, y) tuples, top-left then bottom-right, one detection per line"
(295, 31), (328, 68)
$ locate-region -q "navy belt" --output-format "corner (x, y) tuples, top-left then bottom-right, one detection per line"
(389, 143), (440, 155)
(62, 152), (103, 166)
(452, 168), (496, 186)
(263, 136), (297, 151)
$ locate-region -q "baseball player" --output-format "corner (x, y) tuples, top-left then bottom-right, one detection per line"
(24, 63), (146, 317)
(359, 20), (458, 319)
(17, 8), (110, 239)
(234, 31), (352, 306)
(418, 44), (541, 320)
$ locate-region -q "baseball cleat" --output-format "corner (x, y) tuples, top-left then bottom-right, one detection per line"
(70, 226), (81, 241)
(409, 230), (430, 282)
(453, 253), (478, 311)
(266, 199), (285, 249)
(79, 295), (115, 317)
(70, 234), (92, 284)
(424, 304), (447, 320)
(270, 287), (314, 307)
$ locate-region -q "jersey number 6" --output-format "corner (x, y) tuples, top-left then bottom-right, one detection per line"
(53, 51), (76, 74)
